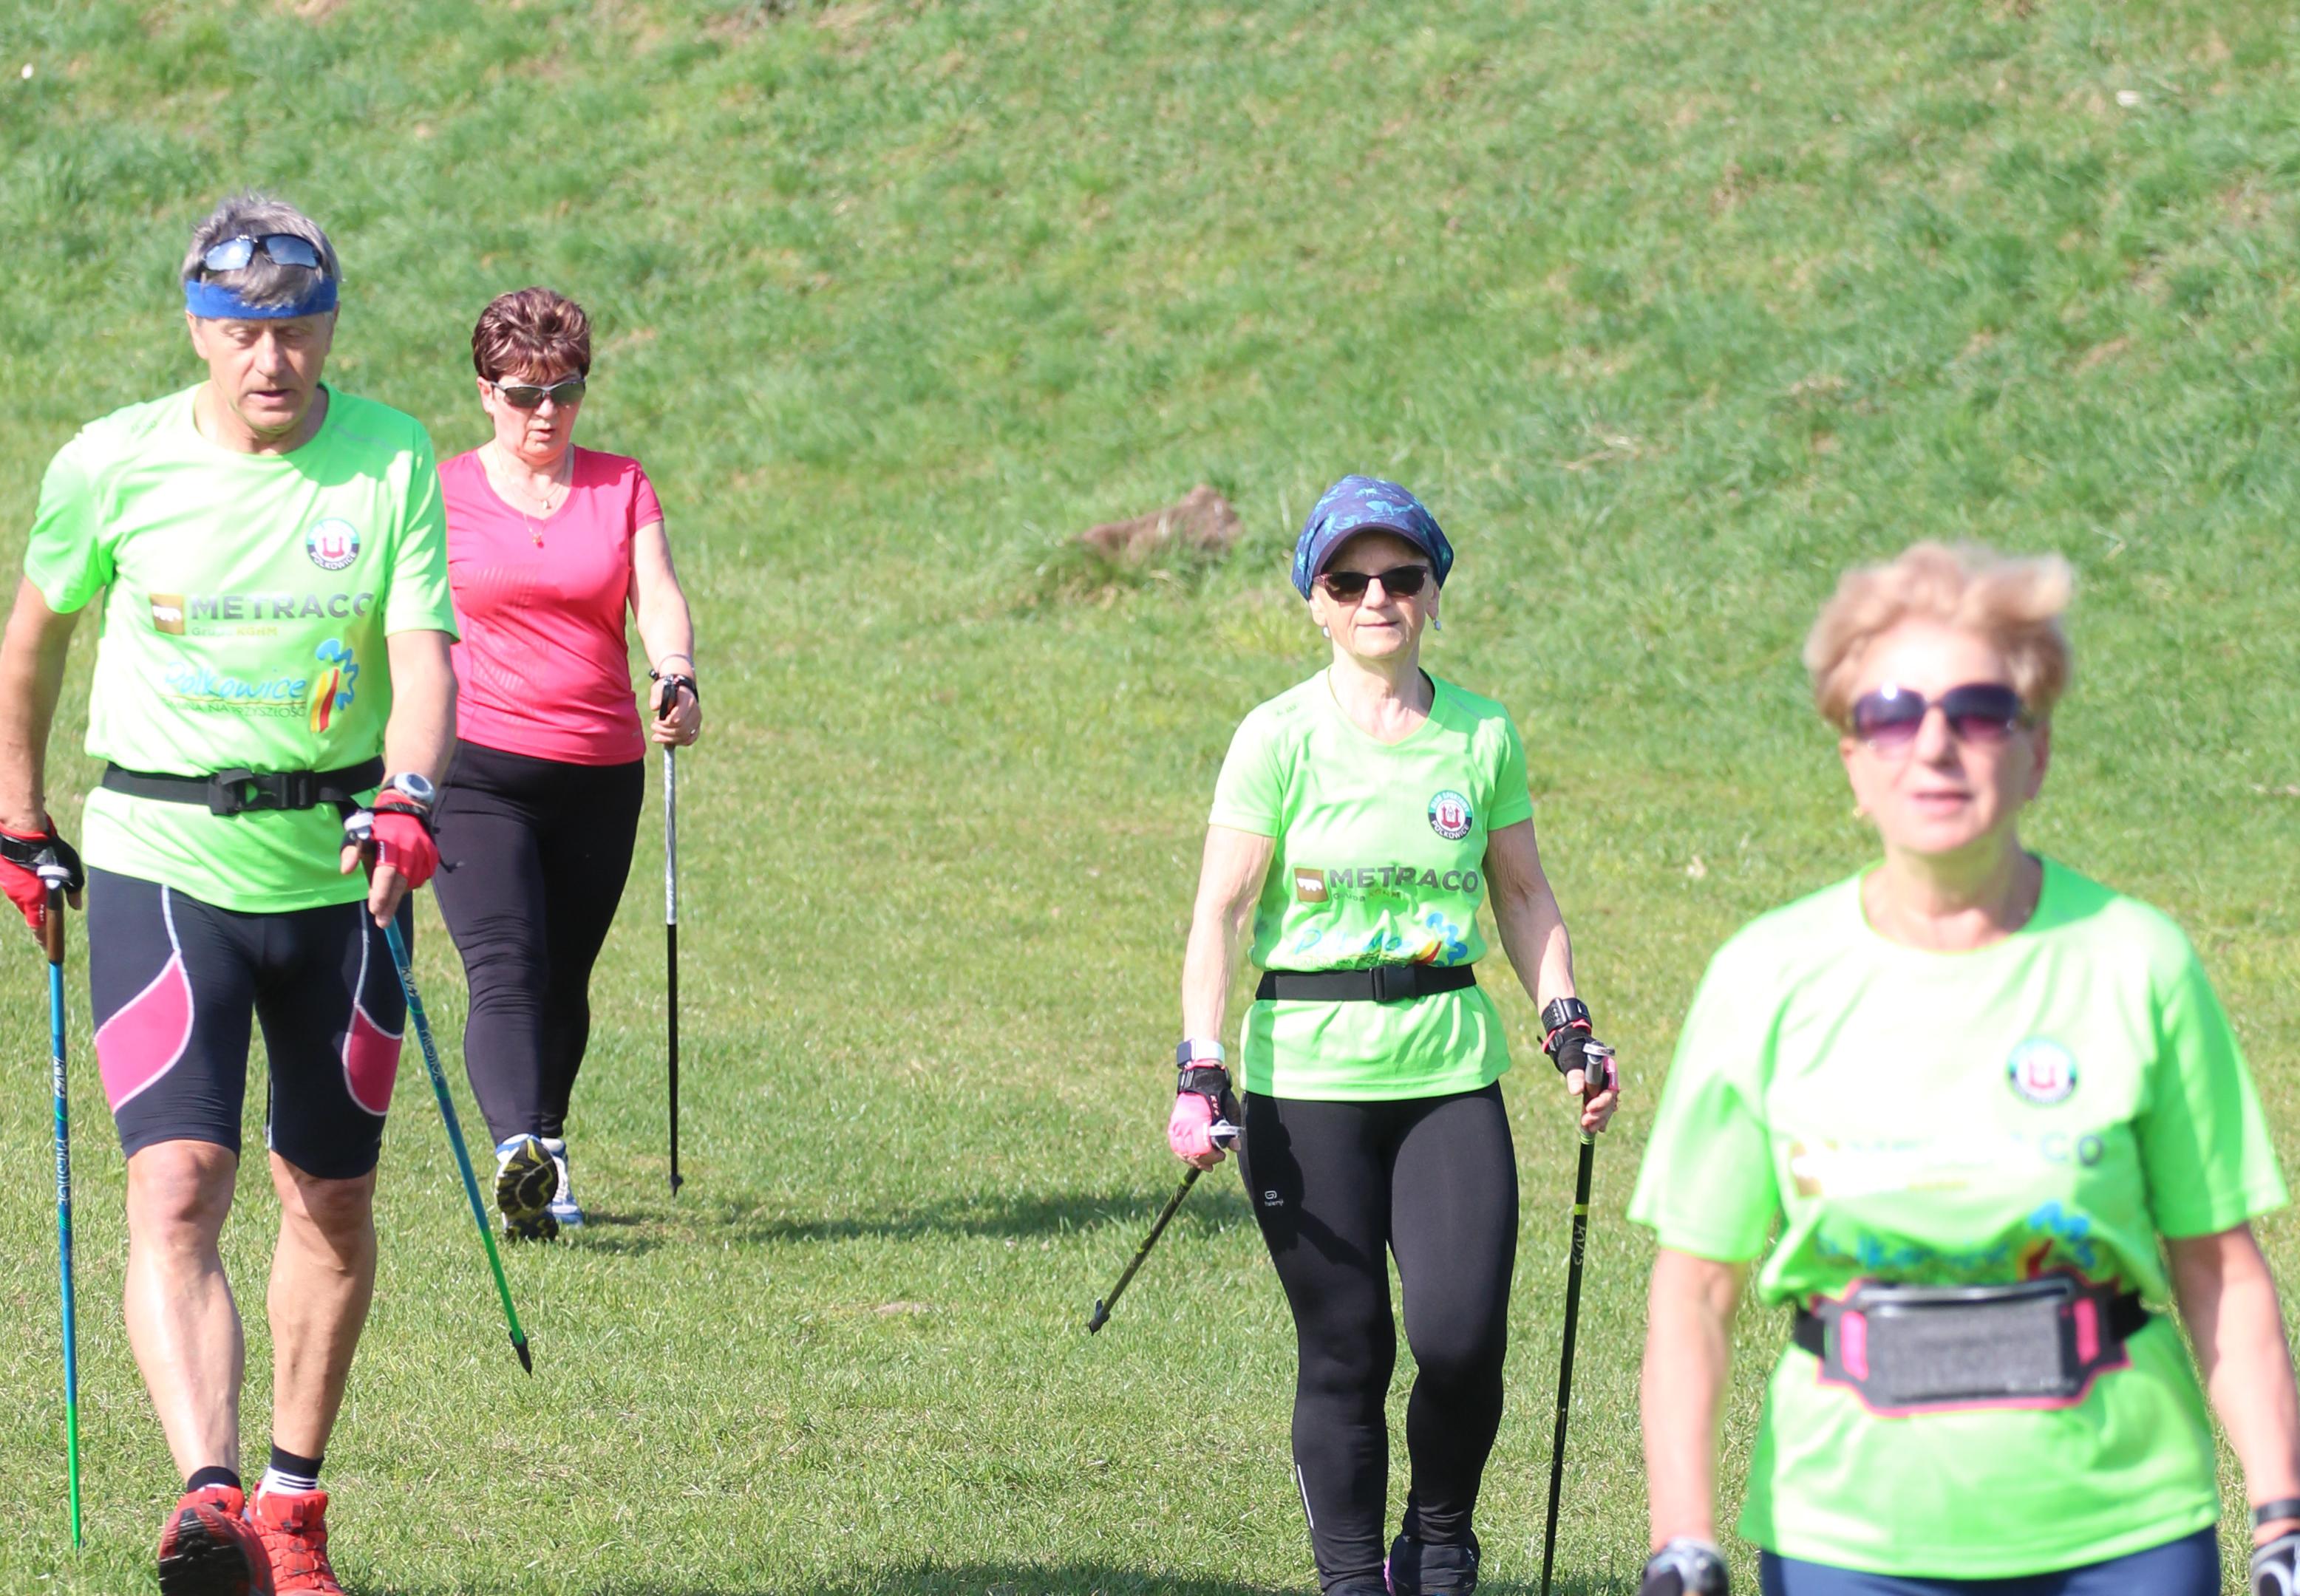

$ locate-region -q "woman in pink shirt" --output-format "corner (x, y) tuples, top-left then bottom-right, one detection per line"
(432, 287), (700, 1240)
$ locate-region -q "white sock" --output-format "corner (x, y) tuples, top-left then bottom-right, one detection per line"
(259, 1464), (319, 1496)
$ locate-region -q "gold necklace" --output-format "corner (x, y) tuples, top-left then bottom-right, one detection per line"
(491, 444), (568, 545)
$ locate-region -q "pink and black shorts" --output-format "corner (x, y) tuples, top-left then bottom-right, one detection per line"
(87, 867), (407, 1180)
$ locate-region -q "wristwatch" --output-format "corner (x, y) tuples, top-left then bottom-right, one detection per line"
(379, 772), (437, 814)
(1176, 1037), (1225, 1066)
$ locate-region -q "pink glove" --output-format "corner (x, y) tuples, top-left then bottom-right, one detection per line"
(368, 792), (438, 890)
(1168, 1091), (1221, 1161)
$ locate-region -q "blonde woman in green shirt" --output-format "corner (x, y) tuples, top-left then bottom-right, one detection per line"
(1630, 544), (2300, 1596)
(1171, 475), (1619, 1596)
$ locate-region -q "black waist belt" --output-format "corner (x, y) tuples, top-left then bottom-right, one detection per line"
(1792, 1277), (2148, 1414)
(102, 757), (384, 818)
(1255, 964), (1477, 1003)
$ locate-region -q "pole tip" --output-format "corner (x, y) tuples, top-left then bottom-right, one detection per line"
(670, 1173), (684, 1196)
(1086, 1301), (1108, 1334)
(514, 1337), (534, 1374)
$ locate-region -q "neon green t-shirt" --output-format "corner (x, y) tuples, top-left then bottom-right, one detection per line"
(1210, 672), (1536, 1101)
(24, 384), (456, 912)
(1628, 859), (2287, 1578)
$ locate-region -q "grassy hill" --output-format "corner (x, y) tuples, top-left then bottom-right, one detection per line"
(1, 1), (2296, 1589)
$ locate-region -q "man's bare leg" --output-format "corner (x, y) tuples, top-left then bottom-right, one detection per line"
(124, 1140), (243, 1478)
(265, 1155), (377, 1459)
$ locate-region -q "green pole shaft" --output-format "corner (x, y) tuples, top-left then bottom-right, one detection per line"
(380, 916), (534, 1373)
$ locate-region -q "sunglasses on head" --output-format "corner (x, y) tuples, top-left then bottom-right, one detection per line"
(200, 234), (327, 273)
(490, 375), (588, 409)
(1319, 564), (1432, 601)
(1850, 682), (2028, 748)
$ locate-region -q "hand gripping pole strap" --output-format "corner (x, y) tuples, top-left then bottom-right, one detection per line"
(103, 757), (385, 817)
(1254, 963), (1476, 1003)
(1792, 1275), (2147, 1414)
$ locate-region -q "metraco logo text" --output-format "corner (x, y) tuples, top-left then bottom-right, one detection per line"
(1315, 865), (1483, 896)
(160, 591), (378, 638)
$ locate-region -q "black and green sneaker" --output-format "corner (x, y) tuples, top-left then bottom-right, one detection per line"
(493, 1133), (559, 1242)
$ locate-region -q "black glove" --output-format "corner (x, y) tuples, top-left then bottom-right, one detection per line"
(1177, 1065), (1242, 1145)
(1641, 1538), (1729, 1596)
(1542, 997), (1615, 1092)
(2254, 1530), (2300, 1596)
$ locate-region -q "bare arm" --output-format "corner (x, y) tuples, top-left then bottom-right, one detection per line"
(344, 629), (457, 924)
(1175, 824), (1274, 1165)
(1484, 816), (1617, 1130)
(630, 519), (699, 745)
(2169, 1224), (2300, 1542)
(0, 578), (81, 834)
(1642, 1248), (1747, 1549)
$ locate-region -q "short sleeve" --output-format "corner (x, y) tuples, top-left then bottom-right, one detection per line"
(1486, 713), (1534, 832)
(2136, 944), (2287, 1238)
(384, 429), (458, 638)
(630, 463), (664, 531)
(1627, 944), (1783, 1262)
(1207, 710), (1284, 836)
(22, 434), (113, 614)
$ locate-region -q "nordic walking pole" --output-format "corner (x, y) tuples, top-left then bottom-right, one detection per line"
(1086, 1120), (1238, 1334)
(661, 698), (681, 1196)
(40, 859), (83, 1548)
(1540, 1042), (1612, 1596)
(345, 816), (533, 1374)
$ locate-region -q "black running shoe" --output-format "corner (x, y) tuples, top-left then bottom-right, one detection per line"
(494, 1133), (559, 1241)
(1388, 1533), (1480, 1595)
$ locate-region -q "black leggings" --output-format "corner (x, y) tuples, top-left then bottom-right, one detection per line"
(432, 740), (644, 1145)
(1236, 1085), (1517, 1592)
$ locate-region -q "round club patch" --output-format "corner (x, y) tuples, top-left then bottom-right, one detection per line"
(1428, 790), (1473, 841)
(305, 518), (360, 571)
(2007, 1038), (2078, 1106)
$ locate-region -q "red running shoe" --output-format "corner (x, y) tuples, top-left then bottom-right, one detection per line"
(249, 1486), (347, 1596)
(157, 1484), (276, 1596)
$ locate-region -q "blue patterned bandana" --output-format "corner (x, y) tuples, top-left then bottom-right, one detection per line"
(1290, 474), (1454, 598)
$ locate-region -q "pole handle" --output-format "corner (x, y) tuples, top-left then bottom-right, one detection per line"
(38, 863), (69, 965)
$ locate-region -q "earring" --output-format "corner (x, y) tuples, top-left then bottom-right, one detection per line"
(1431, 613), (1443, 632)
(1320, 624), (1331, 638)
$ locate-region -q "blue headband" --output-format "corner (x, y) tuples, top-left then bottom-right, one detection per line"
(184, 276), (338, 321)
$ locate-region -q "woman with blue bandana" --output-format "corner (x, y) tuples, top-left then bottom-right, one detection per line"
(1171, 475), (1620, 1596)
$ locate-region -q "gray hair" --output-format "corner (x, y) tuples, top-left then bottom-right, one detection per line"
(180, 192), (339, 309)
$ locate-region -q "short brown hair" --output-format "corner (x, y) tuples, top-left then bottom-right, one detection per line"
(1804, 542), (2075, 730)
(471, 287), (591, 383)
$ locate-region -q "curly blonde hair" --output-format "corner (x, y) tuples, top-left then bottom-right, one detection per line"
(1804, 542), (2074, 730)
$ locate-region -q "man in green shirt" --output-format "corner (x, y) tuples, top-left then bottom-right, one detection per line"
(0, 194), (457, 1596)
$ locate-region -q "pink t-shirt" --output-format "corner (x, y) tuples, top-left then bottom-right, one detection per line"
(440, 447), (664, 766)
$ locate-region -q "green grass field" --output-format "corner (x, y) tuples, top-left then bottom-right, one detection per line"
(3, 1), (2298, 1590)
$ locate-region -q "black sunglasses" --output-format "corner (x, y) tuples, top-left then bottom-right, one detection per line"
(491, 376), (588, 409)
(200, 234), (327, 273)
(1319, 564), (1432, 601)
(1850, 682), (2029, 748)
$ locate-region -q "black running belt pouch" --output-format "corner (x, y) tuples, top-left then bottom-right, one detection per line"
(103, 757), (384, 818)
(1255, 964), (1476, 1003)
(1793, 1275), (2146, 1415)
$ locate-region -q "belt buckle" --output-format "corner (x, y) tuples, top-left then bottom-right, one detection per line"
(1370, 965), (1404, 1003)
(276, 770), (316, 811)
(205, 768), (256, 816)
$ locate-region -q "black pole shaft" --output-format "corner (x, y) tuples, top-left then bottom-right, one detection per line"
(667, 920), (681, 1193)
(1086, 1165), (1203, 1333)
(1539, 1131), (1597, 1596)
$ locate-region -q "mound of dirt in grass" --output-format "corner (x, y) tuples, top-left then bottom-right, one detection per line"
(1076, 484), (1242, 566)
